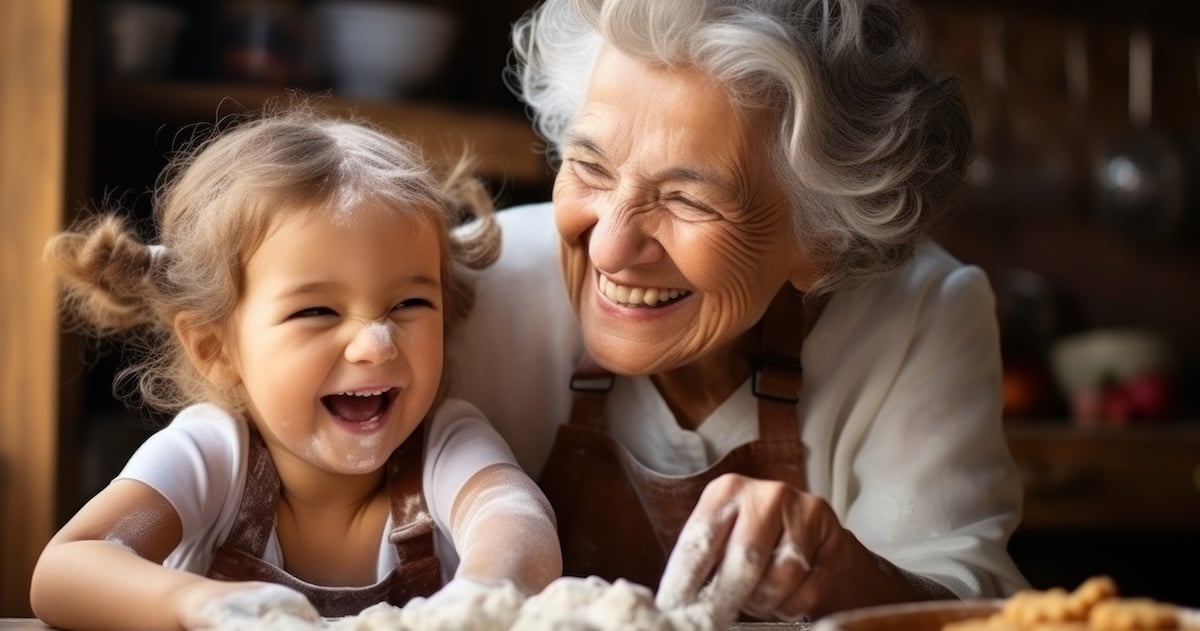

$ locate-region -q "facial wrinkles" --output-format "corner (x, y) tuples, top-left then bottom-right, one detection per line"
(592, 184), (662, 274)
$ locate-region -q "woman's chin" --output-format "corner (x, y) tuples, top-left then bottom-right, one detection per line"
(586, 337), (685, 377)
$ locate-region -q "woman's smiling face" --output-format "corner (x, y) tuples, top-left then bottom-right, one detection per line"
(554, 47), (817, 377)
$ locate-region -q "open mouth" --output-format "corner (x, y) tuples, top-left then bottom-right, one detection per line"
(321, 388), (397, 423)
(598, 274), (691, 308)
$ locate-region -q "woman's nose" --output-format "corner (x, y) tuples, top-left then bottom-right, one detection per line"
(586, 193), (664, 274)
(344, 319), (399, 364)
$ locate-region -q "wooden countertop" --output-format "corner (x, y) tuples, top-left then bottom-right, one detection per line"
(0, 621), (51, 630)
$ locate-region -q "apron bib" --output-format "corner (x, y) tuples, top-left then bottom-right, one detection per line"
(207, 424), (441, 617)
(538, 288), (826, 590)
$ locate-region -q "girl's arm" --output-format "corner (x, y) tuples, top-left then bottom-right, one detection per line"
(448, 462), (562, 594)
(29, 479), (297, 631)
(423, 399), (561, 594)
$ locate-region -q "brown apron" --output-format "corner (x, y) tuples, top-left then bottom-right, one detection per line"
(538, 288), (825, 590)
(207, 424), (441, 617)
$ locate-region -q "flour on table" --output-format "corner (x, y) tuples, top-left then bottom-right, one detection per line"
(206, 576), (726, 630)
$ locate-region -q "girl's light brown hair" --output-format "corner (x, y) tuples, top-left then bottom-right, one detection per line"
(45, 102), (500, 414)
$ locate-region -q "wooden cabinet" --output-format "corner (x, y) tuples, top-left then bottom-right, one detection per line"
(98, 80), (551, 188)
(1007, 423), (1200, 531)
(0, 0), (70, 618)
(1006, 423), (1200, 606)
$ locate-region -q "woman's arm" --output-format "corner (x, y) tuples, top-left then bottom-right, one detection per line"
(657, 256), (1026, 622)
(839, 263), (1026, 597)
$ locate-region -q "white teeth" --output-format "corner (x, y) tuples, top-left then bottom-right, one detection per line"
(338, 388), (388, 397)
(598, 275), (690, 307)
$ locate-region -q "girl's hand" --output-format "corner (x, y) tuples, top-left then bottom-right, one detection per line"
(655, 473), (934, 623)
(179, 581), (320, 630)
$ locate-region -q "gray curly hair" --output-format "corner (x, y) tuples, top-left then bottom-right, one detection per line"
(508, 0), (971, 292)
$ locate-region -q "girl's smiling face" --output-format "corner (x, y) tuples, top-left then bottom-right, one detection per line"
(220, 203), (445, 478)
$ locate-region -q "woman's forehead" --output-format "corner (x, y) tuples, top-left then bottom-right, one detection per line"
(574, 48), (765, 173)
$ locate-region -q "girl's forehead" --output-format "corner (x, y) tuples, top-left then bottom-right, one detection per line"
(267, 195), (440, 230)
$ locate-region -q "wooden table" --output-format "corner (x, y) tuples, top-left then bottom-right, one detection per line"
(0, 621), (51, 630)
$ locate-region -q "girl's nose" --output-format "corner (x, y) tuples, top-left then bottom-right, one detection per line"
(344, 319), (399, 364)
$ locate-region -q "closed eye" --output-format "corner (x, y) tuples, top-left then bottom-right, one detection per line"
(568, 158), (613, 184)
(287, 306), (337, 320)
(392, 297), (436, 311)
(665, 193), (719, 217)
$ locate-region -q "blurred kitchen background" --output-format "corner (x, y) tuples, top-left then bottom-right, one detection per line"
(2, 0), (1198, 618)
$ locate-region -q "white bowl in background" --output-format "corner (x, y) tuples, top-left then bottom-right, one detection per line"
(105, 1), (188, 78)
(1049, 328), (1170, 397)
(315, 1), (457, 100)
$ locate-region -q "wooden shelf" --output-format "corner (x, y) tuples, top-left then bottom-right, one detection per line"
(1005, 422), (1200, 531)
(98, 81), (554, 187)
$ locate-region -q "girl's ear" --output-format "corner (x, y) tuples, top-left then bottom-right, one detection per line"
(175, 311), (239, 387)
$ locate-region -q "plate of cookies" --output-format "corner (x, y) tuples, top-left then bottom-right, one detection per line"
(812, 576), (1199, 631)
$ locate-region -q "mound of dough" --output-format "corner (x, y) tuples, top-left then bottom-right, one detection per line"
(208, 576), (723, 631)
(515, 576), (678, 630)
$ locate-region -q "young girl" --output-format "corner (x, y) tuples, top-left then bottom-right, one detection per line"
(30, 105), (562, 630)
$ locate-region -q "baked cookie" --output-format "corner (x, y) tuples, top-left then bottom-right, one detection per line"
(1002, 588), (1089, 625)
(1071, 576), (1119, 613)
(1088, 598), (1180, 631)
(942, 616), (1024, 631)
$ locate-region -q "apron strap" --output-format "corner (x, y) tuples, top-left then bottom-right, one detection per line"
(754, 288), (828, 442)
(387, 423), (436, 559)
(567, 354), (615, 430)
(220, 428), (279, 556)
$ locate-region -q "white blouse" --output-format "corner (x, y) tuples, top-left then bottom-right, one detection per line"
(447, 202), (1028, 598)
(117, 398), (520, 582)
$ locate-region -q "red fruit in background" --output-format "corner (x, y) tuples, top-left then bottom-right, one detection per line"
(1003, 369), (1037, 417)
(1003, 362), (1057, 418)
(1070, 388), (1105, 426)
(1121, 370), (1173, 420)
(1101, 386), (1135, 426)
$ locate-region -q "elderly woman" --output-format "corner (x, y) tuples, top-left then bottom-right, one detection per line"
(448, 0), (1027, 622)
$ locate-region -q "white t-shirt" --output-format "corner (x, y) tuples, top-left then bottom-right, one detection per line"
(117, 397), (518, 582)
(447, 201), (1028, 598)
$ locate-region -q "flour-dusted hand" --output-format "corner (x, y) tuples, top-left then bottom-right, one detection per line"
(655, 473), (865, 622)
(186, 582), (321, 630)
(425, 577), (502, 604)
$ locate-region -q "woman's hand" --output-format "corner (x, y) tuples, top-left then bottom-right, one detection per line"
(655, 473), (951, 623)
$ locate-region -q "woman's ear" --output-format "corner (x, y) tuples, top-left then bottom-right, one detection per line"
(788, 269), (815, 292)
(787, 252), (822, 292)
(175, 311), (238, 388)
